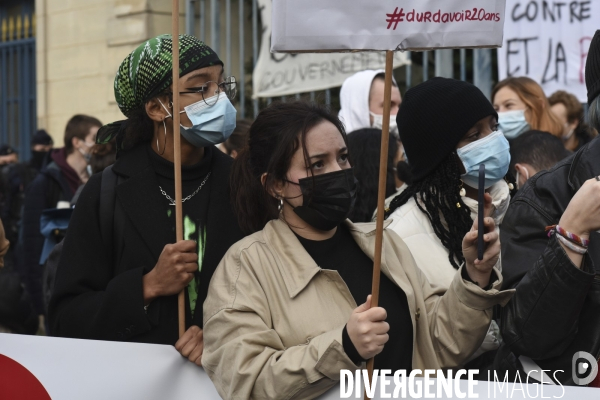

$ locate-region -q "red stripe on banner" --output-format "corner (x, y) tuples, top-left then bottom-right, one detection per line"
(0, 354), (51, 399)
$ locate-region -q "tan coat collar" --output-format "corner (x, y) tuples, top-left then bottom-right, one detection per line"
(263, 218), (392, 298)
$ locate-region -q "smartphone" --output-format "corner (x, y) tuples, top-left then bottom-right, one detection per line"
(478, 164), (485, 261)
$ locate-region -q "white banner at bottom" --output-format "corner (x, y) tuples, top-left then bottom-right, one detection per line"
(0, 333), (598, 399)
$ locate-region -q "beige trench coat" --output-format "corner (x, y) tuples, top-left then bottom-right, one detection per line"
(203, 219), (514, 400)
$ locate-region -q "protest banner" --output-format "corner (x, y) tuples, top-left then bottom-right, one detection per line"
(0, 334), (597, 400)
(252, 0), (410, 98)
(498, 0), (600, 102)
(271, 0), (507, 52)
(0, 334), (342, 400)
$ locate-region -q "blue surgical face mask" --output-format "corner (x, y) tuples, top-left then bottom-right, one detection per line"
(159, 94), (237, 148)
(457, 130), (511, 189)
(498, 110), (530, 139)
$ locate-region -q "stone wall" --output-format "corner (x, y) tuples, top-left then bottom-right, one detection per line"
(36, 0), (185, 143)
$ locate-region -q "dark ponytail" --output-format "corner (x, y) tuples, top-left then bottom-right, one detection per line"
(231, 101), (347, 234)
(384, 153), (472, 269)
(230, 148), (279, 234)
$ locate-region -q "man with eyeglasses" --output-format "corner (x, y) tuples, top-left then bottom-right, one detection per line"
(48, 35), (244, 367)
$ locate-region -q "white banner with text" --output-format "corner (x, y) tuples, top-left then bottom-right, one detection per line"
(271, 0), (507, 52)
(497, 0), (600, 102)
(1, 334), (599, 399)
(253, 0), (409, 98)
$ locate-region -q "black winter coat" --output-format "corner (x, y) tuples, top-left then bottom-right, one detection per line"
(497, 136), (600, 385)
(20, 161), (74, 315)
(0, 162), (39, 246)
(48, 144), (244, 345)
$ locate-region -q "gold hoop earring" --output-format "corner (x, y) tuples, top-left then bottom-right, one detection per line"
(159, 119), (167, 156)
(156, 125), (161, 153)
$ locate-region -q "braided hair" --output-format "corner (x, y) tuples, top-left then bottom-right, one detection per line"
(384, 153), (472, 269)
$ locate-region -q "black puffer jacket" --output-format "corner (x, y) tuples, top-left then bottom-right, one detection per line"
(496, 136), (600, 385)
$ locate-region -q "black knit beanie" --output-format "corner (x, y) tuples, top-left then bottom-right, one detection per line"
(31, 129), (53, 146)
(397, 77), (497, 182)
(585, 30), (600, 105)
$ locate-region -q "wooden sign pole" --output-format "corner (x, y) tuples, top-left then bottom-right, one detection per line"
(171, 0), (185, 339)
(365, 50), (394, 400)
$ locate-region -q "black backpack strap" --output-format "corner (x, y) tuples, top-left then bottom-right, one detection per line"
(99, 165), (127, 267)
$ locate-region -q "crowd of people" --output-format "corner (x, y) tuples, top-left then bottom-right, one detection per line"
(1, 30), (600, 398)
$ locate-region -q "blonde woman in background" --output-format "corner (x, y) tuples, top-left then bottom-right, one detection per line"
(492, 77), (563, 140)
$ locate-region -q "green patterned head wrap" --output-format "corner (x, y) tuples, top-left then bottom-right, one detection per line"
(97, 34), (222, 150)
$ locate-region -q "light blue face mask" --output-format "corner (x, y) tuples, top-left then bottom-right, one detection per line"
(498, 110), (530, 139)
(457, 130), (511, 189)
(160, 94), (237, 148)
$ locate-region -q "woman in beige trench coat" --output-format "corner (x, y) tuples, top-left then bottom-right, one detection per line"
(202, 101), (514, 400)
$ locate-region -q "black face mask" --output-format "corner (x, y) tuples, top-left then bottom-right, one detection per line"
(287, 168), (358, 231)
(30, 151), (48, 170)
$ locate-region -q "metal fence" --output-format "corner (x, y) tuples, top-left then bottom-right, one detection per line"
(0, 1), (35, 160)
(184, 0), (495, 120)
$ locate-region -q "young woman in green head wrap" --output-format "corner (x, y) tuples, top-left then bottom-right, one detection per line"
(48, 34), (244, 366)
